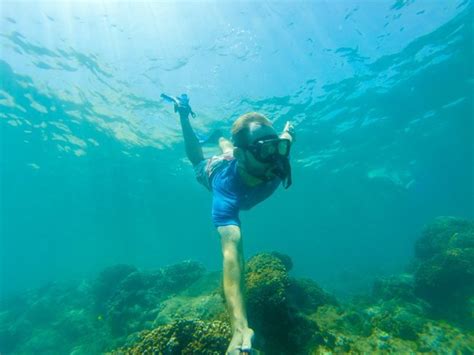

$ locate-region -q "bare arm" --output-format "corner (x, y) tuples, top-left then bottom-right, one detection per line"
(217, 224), (249, 335)
(177, 110), (204, 166)
(218, 137), (234, 155)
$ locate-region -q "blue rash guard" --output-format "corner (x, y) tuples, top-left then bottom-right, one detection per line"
(210, 158), (281, 227)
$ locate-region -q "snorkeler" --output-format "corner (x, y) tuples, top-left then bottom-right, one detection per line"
(163, 93), (295, 355)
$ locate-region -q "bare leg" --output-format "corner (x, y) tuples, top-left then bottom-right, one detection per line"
(179, 113), (204, 166)
(219, 226), (254, 354)
(219, 137), (234, 155)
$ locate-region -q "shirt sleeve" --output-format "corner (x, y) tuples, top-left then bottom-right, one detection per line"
(211, 181), (240, 227)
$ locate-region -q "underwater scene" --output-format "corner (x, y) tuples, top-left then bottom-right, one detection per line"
(0, 1), (473, 354)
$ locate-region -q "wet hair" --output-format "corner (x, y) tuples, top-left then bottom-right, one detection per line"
(231, 112), (273, 147)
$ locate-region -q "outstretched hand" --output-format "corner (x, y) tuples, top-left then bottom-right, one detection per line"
(175, 102), (192, 117)
(281, 121), (296, 142)
(172, 94), (196, 118)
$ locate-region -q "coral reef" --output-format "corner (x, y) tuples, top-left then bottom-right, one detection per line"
(244, 253), (337, 354)
(1, 217), (473, 354)
(311, 303), (473, 354)
(413, 216), (474, 324)
(372, 273), (418, 303)
(0, 281), (107, 354)
(109, 319), (231, 354)
(0, 260), (209, 354)
(92, 260), (206, 336)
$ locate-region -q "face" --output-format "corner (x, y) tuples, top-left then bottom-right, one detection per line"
(237, 123), (280, 179)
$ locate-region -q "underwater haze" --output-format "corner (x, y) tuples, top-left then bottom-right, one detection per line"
(1, 0), (473, 303)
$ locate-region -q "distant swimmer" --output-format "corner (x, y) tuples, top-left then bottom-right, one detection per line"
(163, 93), (295, 355)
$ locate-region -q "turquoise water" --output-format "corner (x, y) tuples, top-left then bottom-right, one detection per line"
(1, 0), (472, 303)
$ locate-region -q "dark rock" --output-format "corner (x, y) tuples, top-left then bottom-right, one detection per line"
(287, 277), (338, 314)
(372, 274), (417, 303)
(160, 260), (207, 294)
(92, 264), (137, 311)
(376, 308), (424, 341)
(414, 216), (473, 260)
(97, 261), (207, 336)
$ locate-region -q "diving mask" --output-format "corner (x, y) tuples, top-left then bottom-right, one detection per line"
(246, 136), (291, 163)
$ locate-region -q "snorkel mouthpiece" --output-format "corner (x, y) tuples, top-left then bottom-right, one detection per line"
(272, 156), (292, 189)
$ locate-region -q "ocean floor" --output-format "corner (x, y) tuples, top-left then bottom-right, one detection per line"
(1, 216), (473, 354)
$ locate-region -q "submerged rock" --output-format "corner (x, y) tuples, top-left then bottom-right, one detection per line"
(287, 277), (338, 314)
(92, 260), (207, 336)
(372, 274), (417, 303)
(152, 293), (225, 327)
(244, 252), (332, 354)
(371, 302), (426, 341)
(414, 216), (473, 260)
(413, 216), (474, 324)
(417, 321), (474, 353)
(92, 264), (138, 312)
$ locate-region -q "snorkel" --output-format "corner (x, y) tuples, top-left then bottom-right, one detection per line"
(272, 155), (292, 189)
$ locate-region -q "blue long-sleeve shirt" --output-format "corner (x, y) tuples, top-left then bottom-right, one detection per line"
(210, 158), (281, 227)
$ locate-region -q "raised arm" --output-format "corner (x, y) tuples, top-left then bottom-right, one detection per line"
(174, 98), (204, 166)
